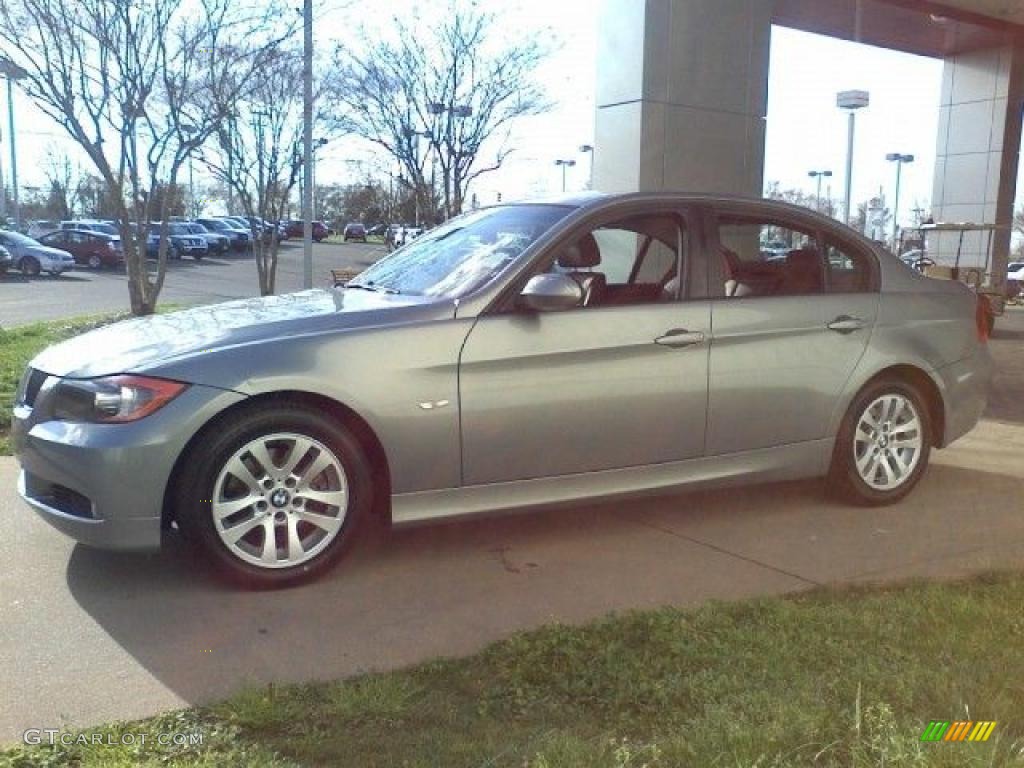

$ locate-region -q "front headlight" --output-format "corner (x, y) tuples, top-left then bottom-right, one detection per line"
(52, 375), (188, 423)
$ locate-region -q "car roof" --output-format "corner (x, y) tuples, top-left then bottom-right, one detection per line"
(503, 191), (884, 250)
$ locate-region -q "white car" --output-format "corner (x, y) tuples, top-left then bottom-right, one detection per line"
(391, 225), (424, 248)
(1008, 261), (1024, 281)
(0, 230), (76, 276)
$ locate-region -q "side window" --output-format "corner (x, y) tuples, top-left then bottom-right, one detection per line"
(715, 216), (823, 298)
(545, 214), (686, 308)
(823, 239), (873, 293)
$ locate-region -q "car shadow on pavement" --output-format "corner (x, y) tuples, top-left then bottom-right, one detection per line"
(62, 462), (1024, 712)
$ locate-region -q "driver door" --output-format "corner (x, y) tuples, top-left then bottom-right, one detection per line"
(458, 206), (711, 485)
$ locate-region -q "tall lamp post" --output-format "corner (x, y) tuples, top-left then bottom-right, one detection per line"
(0, 59), (27, 228)
(837, 90), (869, 225)
(579, 144), (594, 189)
(403, 127), (431, 226)
(427, 102), (472, 217)
(807, 170), (833, 212)
(886, 152), (915, 249)
(554, 158), (576, 192)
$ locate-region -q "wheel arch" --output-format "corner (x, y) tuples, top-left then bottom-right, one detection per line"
(162, 390), (392, 529)
(835, 364), (946, 448)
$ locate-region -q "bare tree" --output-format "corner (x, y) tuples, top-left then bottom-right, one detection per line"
(200, 47), (320, 296)
(327, 2), (551, 223)
(0, 0), (296, 314)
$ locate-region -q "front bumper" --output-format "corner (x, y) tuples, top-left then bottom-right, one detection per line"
(13, 379), (246, 551)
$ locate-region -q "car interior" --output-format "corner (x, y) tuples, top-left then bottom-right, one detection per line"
(717, 217), (871, 297)
(546, 215), (683, 308)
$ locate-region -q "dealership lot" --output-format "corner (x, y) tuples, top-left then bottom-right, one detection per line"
(0, 240), (387, 328)
(0, 306), (1021, 744)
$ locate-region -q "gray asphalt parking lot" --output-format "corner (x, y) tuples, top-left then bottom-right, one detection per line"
(0, 240), (387, 327)
(0, 299), (1021, 743)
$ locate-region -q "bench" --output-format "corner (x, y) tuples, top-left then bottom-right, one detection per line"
(330, 268), (362, 287)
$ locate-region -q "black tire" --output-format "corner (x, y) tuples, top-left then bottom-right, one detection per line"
(828, 377), (932, 506)
(21, 256), (40, 276)
(175, 402), (373, 588)
(193, 252), (204, 261)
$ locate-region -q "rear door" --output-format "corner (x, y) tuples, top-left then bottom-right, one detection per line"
(459, 204), (712, 485)
(705, 204), (880, 455)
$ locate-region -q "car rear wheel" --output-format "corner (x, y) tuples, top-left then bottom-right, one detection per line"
(829, 377), (931, 506)
(88, 254), (102, 269)
(20, 256), (40, 276)
(176, 403), (372, 588)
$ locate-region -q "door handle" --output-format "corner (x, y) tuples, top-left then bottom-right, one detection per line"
(827, 315), (867, 333)
(655, 329), (705, 348)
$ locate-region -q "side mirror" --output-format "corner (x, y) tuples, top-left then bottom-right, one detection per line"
(518, 273), (583, 312)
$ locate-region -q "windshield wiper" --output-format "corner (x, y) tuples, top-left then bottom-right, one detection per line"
(346, 281), (401, 295)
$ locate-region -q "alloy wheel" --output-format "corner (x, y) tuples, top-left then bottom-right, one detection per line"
(88, 254), (102, 269)
(852, 394), (923, 491)
(211, 432), (349, 569)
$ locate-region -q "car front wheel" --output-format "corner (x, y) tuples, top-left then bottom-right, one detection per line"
(20, 256), (41, 276)
(88, 254), (102, 269)
(176, 403), (372, 588)
(829, 378), (932, 506)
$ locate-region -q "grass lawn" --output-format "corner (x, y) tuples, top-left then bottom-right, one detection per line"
(3, 573), (1024, 767)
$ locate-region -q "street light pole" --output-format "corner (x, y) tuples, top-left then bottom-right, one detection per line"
(886, 152), (915, 249)
(554, 159), (576, 192)
(301, 0), (313, 289)
(579, 144), (594, 189)
(808, 170), (833, 212)
(837, 90), (869, 225)
(6, 74), (20, 228)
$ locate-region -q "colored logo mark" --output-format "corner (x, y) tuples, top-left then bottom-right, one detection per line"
(920, 721), (997, 742)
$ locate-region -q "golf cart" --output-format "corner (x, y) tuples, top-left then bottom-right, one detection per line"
(918, 222), (1010, 334)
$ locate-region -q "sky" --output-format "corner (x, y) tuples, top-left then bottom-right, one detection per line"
(1, 0), (1018, 230)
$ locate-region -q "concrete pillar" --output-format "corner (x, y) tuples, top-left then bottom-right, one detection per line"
(593, 0), (771, 195)
(931, 42), (1024, 291)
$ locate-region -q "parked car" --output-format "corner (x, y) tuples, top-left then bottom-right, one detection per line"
(343, 222), (367, 242)
(10, 193), (993, 587)
(38, 229), (123, 269)
(26, 220), (59, 239)
(899, 250), (935, 274)
(0, 230), (75, 276)
(146, 222), (209, 260)
(196, 218), (250, 251)
(283, 220), (329, 241)
(0, 243), (12, 274)
(184, 222), (230, 255)
(392, 225), (423, 247)
(61, 220), (119, 236)
(366, 223), (388, 237)
(1007, 261), (1024, 282)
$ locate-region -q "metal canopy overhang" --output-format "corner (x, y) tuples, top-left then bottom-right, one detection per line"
(772, 0), (1024, 59)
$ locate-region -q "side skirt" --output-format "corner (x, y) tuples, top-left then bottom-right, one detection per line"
(391, 438), (835, 526)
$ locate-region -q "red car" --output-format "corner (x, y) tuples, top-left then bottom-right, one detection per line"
(38, 229), (123, 269)
(284, 220), (329, 242)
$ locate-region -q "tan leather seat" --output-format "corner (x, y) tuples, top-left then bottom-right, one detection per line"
(556, 234), (606, 307)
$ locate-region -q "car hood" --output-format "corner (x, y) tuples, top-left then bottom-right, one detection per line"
(31, 288), (450, 379)
(29, 245), (73, 259)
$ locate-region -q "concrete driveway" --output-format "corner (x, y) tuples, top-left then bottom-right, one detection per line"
(1, 310), (1022, 745)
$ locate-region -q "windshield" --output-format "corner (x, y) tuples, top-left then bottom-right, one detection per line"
(351, 205), (572, 298)
(0, 231), (38, 246)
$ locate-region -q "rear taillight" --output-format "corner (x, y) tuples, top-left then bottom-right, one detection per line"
(975, 294), (991, 343)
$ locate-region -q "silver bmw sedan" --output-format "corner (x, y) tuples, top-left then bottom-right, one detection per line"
(12, 193), (993, 587)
